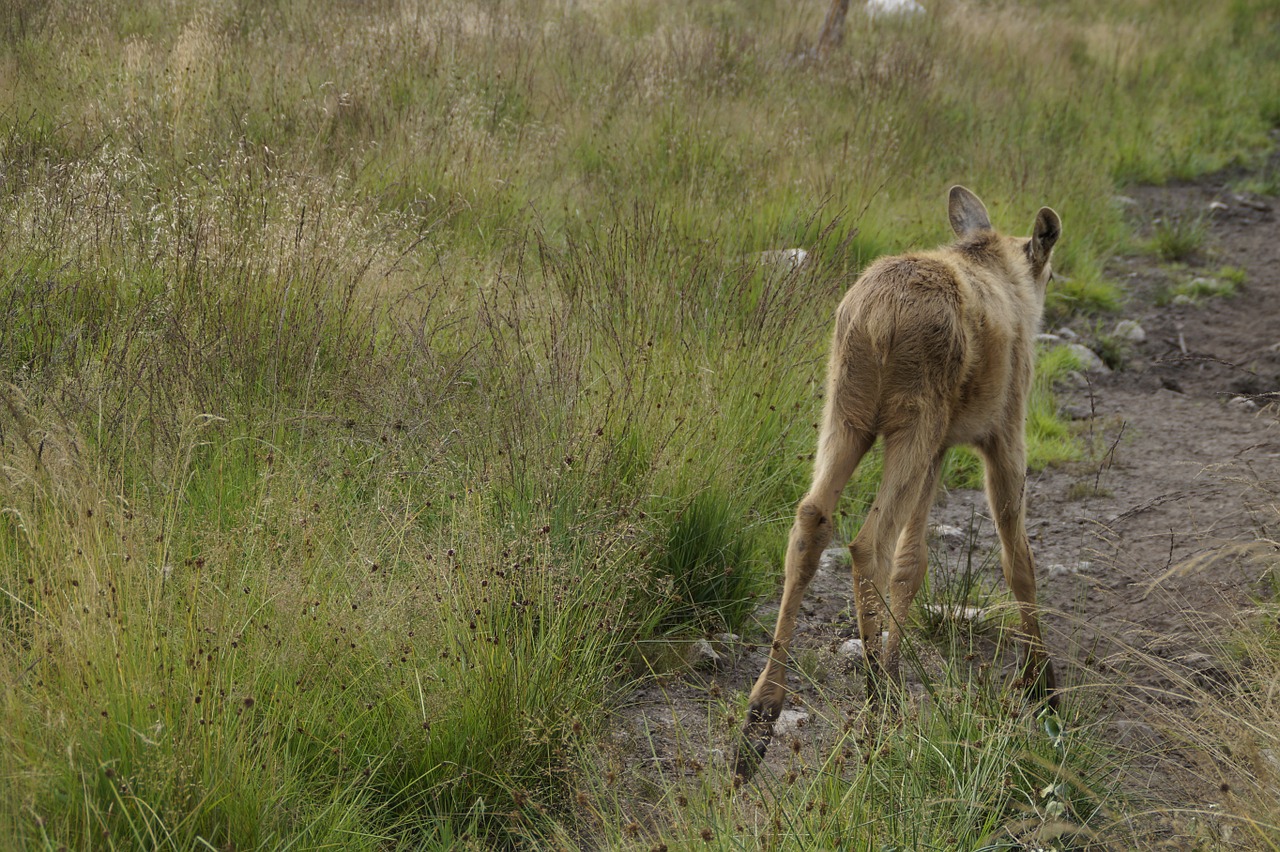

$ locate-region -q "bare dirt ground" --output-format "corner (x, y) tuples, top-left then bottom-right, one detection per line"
(612, 151), (1280, 844)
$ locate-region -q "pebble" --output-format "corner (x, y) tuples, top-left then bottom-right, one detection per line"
(1066, 343), (1111, 373)
(922, 603), (986, 621)
(1113, 319), (1147, 343)
(775, 708), (810, 734)
(1054, 327), (1079, 340)
(1172, 294), (1195, 306)
(686, 639), (722, 670)
(929, 523), (967, 545)
(711, 632), (740, 658)
(1228, 396), (1259, 412)
(1048, 560), (1091, 578)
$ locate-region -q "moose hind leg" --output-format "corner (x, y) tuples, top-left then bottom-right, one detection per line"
(736, 422), (871, 781)
(850, 428), (942, 707)
(980, 435), (1059, 711)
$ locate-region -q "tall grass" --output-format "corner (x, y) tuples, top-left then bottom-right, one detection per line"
(2, 0), (1279, 846)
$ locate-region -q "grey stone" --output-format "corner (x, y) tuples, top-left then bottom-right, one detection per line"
(775, 708), (810, 734)
(929, 523), (966, 545)
(1054, 327), (1080, 340)
(1228, 396), (1259, 413)
(686, 639), (722, 670)
(1113, 320), (1147, 343)
(1172, 293), (1195, 306)
(1036, 333), (1062, 344)
(711, 632), (740, 658)
(1066, 344), (1111, 374)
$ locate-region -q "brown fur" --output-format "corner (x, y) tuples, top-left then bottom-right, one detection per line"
(735, 186), (1062, 781)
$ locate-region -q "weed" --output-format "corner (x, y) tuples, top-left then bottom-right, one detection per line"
(1150, 215), (1209, 262)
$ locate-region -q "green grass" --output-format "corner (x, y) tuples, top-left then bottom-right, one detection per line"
(2, 0), (1280, 846)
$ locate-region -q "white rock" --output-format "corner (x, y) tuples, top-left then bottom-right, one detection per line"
(866, 0), (925, 17)
(1036, 333), (1062, 344)
(686, 639), (721, 669)
(1207, 200), (1229, 213)
(929, 523), (966, 545)
(839, 638), (865, 660)
(1066, 343), (1111, 374)
(1048, 560), (1091, 578)
(838, 632), (888, 661)
(1228, 396), (1259, 412)
(758, 248), (809, 271)
(923, 603), (986, 621)
(775, 708), (810, 734)
(1113, 320), (1147, 343)
(1054, 327), (1079, 341)
(1172, 293), (1195, 306)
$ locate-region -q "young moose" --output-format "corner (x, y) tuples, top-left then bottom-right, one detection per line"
(736, 187), (1062, 780)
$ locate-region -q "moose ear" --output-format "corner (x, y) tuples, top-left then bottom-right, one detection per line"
(1030, 207), (1061, 266)
(948, 185), (993, 237)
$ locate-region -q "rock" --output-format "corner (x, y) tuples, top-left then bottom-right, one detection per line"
(1232, 193), (1272, 212)
(710, 632), (740, 658)
(1036, 333), (1062, 344)
(1048, 560), (1091, 578)
(1066, 343), (1111, 374)
(922, 603), (986, 621)
(838, 632), (888, 661)
(1207, 200), (1229, 214)
(775, 708), (810, 734)
(685, 639), (722, 670)
(1054, 327), (1079, 341)
(1113, 320), (1146, 343)
(866, 0), (925, 18)
(1228, 396), (1259, 413)
(1172, 293), (1195, 306)
(758, 248), (809, 271)
(839, 638), (865, 661)
(929, 523), (966, 546)
(1063, 370), (1089, 389)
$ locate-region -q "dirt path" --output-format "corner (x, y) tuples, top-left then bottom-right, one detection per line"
(613, 159), (1280, 835)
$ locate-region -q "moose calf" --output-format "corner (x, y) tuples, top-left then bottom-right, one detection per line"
(736, 186), (1062, 780)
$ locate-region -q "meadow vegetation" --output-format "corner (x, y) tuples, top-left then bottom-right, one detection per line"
(2, 0), (1279, 847)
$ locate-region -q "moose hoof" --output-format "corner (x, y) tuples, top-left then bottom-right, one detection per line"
(1019, 657), (1060, 713)
(734, 703), (780, 782)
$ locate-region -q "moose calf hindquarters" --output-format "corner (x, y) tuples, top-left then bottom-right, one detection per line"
(735, 186), (1061, 782)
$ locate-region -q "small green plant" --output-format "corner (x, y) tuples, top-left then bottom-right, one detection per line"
(1150, 215), (1209, 262)
(1158, 270), (1241, 305)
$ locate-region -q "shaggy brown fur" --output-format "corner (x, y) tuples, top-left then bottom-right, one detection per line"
(735, 186), (1062, 781)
